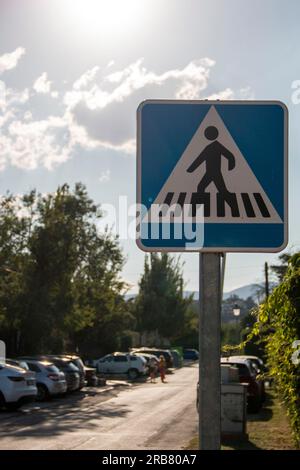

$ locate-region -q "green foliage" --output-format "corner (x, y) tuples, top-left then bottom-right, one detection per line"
(221, 322), (242, 347)
(270, 252), (292, 283)
(176, 302), (199, 348)
(221, 296), (258, 355)
(247, 253), (300, 446)
(133, 253), (193, 344)
(0, 183), (132, 357)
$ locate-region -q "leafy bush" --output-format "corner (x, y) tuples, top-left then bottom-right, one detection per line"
(250, 253), (300, 446)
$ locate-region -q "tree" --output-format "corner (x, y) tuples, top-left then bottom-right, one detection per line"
(0, 192), (36, 354)
(175, 301), (199, 348)
(270, 252), (292, 283)
(221, 323), (241, 347)
(134, 253), (192, 344)
(0, 183), (131, 357)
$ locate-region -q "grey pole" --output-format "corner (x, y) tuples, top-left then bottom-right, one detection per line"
(220, 253), (226, 303)
(199, 253), (221, 450)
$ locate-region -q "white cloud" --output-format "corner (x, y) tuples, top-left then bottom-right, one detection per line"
(6, 87), (30, 107)
(0, 52), (252, 172)
(239, 86), (255, 100)
(205, 86), (254, 101)
(0, 80), (6, 109)
(24, 111), (33, 121)
(98, 169), (111, 183)
(66, 58), (220, 150)
(0, 83), (29, 115)
(73, 66), (100, 90)
(0, 47), (25, 75)
(33, 72), (52, 94)
(66, 57), (215, 111)
(205, 88), (235, 100)
(33, 72), (59, 98)
(0, 116), (71, 171)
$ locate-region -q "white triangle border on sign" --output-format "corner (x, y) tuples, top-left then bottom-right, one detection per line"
(147, 105), (282, 224)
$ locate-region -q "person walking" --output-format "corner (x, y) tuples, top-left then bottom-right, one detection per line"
(158, 355), (166, 383)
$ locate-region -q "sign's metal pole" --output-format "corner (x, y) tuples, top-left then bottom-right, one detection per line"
(199, 253), (221, 450)
(220, 253), (226, 302)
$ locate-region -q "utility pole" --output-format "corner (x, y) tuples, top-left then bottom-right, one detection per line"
(264, 262), (269, 300)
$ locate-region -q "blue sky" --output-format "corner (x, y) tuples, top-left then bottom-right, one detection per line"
(0, 0), (299, 294)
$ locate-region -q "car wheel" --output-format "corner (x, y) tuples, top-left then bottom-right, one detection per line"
(36, 384), (49, 401)
(6, 402), (23, 411)
(0, 392), (6, 409)
(128, 368), (139, 380)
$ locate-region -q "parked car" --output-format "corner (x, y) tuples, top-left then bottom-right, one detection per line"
(95, 352), (147, 380)
(28, 356), (81, 392)
(229, 355), (266, 401)
(171, 350), (183, 368)
(0, 363), (37, 410)
(221, 357), (263, 412)
(231, 355), (266, 374)
(183, 349), (199, 360)
(6, 358), (30, 370)
(19, 359), (67, 401)
(52, 355), (86, 389)
(131, 348), (173, 369)
(48, 358), (81, 392)
(132, 352), (159, 374)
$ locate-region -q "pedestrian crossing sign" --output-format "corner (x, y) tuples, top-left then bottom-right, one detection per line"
(136, 100), (288, 252)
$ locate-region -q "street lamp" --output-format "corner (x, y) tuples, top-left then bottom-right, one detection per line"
(233, 304), (241, 318)
(233, 304), (241, 344)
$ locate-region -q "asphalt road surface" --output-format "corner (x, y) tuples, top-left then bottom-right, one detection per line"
(0, 363), (198, 450)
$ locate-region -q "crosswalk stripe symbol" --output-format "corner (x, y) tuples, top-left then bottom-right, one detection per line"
(149, 105), (282, 224)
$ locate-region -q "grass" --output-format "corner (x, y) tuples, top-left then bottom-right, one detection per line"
(187, 389), (296, 450)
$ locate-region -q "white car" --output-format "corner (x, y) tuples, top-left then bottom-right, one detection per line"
(0, 363), (37, 410)
(22, 360), (67, 401)
(95, 352), (147, 380)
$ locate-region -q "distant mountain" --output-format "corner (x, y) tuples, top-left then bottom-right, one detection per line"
(223, 283), (263, 300)
(181, 284), (262, 301)
(125, 283), (265, 302)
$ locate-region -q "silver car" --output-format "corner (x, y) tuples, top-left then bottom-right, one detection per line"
(22, 359), (67, 401)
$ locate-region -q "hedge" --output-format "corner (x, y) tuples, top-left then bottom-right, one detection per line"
(251, 253), (300, 446)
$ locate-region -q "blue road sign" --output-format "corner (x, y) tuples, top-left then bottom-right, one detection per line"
(136, 100), (288, 252)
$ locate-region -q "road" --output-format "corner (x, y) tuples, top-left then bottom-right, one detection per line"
(0, 363), (198, 450)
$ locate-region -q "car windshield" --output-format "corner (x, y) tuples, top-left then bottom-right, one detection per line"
(250, 362), (260, 374)
(250, 359), (263, 371)
(71, 358), (84, 370)
(65, 362), (78, 371)
(45, 365), (60, 373)
(227, 363), (250, 376)
(18, 361), (29, 370)
(113, 355), (127, 362)
(55, 361), (78, 371)
(101, 355), (112, 362)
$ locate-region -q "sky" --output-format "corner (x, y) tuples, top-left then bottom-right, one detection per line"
(0, 0), (299, 294)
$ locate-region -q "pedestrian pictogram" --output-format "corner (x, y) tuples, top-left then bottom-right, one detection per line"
(137, 100), (288, 251)
(187, 124), (236, 197)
